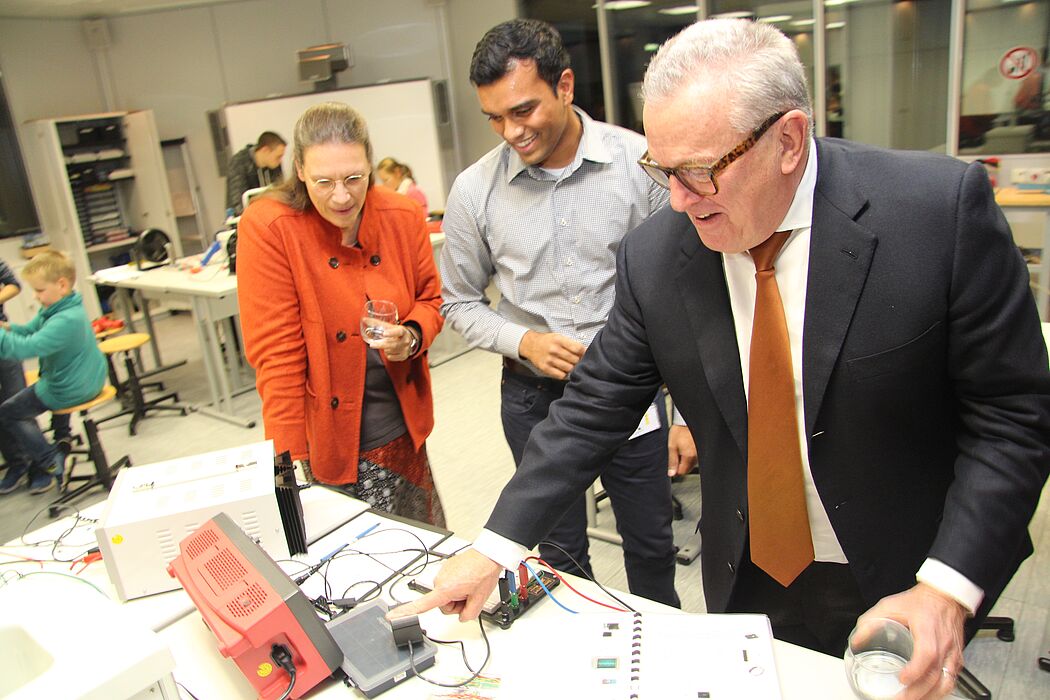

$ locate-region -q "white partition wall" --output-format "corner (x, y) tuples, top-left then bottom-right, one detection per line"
(222, 79), (455, 212)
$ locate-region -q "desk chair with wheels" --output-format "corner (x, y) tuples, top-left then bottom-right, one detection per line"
(97, 332), (188, 435)
(48, 384), (132, 518)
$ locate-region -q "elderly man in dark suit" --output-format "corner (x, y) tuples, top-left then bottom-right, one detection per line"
(394, 19), (1050, 699)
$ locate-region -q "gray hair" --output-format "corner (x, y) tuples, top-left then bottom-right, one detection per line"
(641, 19), (813, 133)
(269, 101), (375, 211)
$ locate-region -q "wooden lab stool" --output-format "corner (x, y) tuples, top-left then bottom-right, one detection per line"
(48, 384), (132, 518)
(97, 332), (188, 436)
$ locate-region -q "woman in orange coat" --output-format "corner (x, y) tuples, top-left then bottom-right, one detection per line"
(238, 102), (445, 526)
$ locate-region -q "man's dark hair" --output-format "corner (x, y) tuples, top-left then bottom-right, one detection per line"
(256, 131), (286, 149)
(469, 19), (570, 93)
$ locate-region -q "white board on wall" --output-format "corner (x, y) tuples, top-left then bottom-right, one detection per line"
(221, 78), (453, 211)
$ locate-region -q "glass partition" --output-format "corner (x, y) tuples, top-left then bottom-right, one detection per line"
(520, 0), (606, 121)
(605, 1), (699, 132)
(826, 0), (951, 152)
(519, 0), (1045, 155)
(960, 0), (1050, 155)
(708, 1), (818, 117)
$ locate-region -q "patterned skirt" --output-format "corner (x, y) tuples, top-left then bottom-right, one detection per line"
(335, 433), (445, 528)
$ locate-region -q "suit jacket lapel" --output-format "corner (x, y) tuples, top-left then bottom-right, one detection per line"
(803, 140), (877, 439)
(676, 231), (748, 457)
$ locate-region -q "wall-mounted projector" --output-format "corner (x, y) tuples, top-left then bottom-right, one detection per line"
(298, 43), (351, 84)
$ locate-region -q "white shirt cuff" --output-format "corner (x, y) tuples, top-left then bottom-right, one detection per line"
(671, 405), (687, 426)
(916, 558), (984, 615)
(495, 322), (530, 361)
(473, 529), (529, 572)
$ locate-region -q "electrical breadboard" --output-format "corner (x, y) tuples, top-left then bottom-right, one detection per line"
(408, 568), (560, 630)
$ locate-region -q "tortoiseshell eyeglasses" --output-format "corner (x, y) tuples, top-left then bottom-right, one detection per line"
(638, 111), (787, 196)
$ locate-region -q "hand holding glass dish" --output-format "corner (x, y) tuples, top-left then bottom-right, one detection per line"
(844, 617), (913, 699)
(361, 300), (398, 347)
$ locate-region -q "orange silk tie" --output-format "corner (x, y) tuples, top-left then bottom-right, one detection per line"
(747, 230), (814, 587)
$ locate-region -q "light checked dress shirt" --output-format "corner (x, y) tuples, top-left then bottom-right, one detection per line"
(439, 107), (669, 372)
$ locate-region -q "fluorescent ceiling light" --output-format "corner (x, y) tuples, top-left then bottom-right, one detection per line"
(826, 21), (846, 29)
(712, 11), (755, 19)
(792, 18), (816, 26)
(644, 43), (661, 52)
(592, 1), (652, 9)
(825, 0), (856, 6)
(658, 4), (699, 14)
(758, 15), (793, 23)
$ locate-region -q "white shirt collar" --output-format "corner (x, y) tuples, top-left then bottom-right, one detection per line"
(776, 137), (818, 233)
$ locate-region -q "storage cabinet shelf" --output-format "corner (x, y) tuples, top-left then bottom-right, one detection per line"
(25, 110), (183, 318)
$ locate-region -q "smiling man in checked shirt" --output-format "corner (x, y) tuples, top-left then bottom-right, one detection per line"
(438, 19), (694, 607)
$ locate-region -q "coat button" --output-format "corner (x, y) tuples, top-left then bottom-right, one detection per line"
(335, 330), (347, 342)
(736, 509), (745, 523)
(330, 397), (339, 409)
(328, 257), (339, 269)
(370, 254), (381, 266)
(728, 561), (735, 574)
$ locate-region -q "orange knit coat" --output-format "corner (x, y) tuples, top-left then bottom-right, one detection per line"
(237, 187), (443, 484)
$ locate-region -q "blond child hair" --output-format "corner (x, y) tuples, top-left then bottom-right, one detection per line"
(22, 250), (76, 285)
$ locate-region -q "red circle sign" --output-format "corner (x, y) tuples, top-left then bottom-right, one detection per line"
(1000, 46), (1039, 80)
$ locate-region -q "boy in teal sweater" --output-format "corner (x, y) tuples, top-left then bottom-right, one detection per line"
(0, 251), (107, 494)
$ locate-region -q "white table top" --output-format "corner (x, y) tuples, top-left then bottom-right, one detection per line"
(92, 259), (236, 298)
(0, 484), (369, 632)
(161, 526), (854, 699)
(94, 237), (446, 299)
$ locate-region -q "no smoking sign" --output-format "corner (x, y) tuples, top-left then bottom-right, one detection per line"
(1000, 46), (1039, 80)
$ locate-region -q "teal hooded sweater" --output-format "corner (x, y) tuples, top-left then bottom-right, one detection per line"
(0, 291), (107, 409)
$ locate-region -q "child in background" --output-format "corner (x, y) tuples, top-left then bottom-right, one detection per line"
(376, 157), (429, 212)
(0, 257), (31, 482)
(0, 251), (107, 495)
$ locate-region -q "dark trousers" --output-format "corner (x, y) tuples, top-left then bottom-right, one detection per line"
(0, 385), (62, 479)
(0, 358), (30, 470)
(500, 368), (680, 607)
(727, 552), (867, 657)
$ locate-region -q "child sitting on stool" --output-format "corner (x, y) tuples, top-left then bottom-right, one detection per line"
(0, 251), (107, 495)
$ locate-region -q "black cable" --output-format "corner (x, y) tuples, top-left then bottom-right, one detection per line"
(13, 503), (98, 563)
(270, 644), (297, 700)
(277, 669), (296, 700)
(310, 527), (432, 606)
(380, 544), (431, 604)
(437, 541), (471, 557)
(274, 558), (313, 577)
(298, 528), (427, 594)
(174, 680), (201, 700)
(424, 634), (476, 672)
(538, 539), (637, 612)
(407, 617), (491, 688)
(339, 578), (383, 604)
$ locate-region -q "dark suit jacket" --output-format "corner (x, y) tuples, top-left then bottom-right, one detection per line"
(486, 138), (1050, 617)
